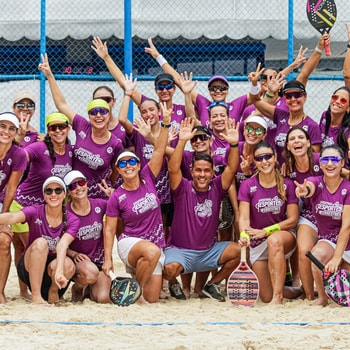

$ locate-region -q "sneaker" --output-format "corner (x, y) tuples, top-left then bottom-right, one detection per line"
(202, 283), (225, 302)
(169, 283), (187, 300)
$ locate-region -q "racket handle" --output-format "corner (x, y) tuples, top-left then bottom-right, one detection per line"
(241, 245), (247, 262)
(305, 251), (325, 271)
(108, 270), (117, 281)
(324, 40), (331, 56)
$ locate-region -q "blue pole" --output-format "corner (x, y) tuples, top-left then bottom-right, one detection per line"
(287, 0), (294, 80)
(39, 0), (46, 133)
(124, 0), (133, 122)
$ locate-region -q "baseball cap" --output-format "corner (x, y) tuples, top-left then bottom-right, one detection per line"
(116, 151), (140, 165)
(46, 112), (70, 126)
(0, 112), (19, 129)
(282, 80), (306, 94)
(63, 170), (86, 187)
(245, 116), (268, 131)
(208, 75), (229, 87)
(154, 73), (175, 85)
(192, 125), (212, 137)
(13, 91), (36, 105)
(42, 176), (66, 194)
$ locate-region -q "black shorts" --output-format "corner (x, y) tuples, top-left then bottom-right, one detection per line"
(17, 255), (70, 301)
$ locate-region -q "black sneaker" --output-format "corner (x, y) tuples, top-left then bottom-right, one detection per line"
(169, 283), (187, 300)
(202, 283), (225, 302)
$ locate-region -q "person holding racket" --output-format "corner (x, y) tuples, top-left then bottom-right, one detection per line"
(295, 144), (350, 306)
(238, 141), (303, 304)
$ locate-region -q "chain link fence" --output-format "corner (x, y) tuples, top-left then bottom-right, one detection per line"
(0, 0), (348, 133)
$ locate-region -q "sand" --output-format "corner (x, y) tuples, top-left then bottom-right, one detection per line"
(1, 250), (350, 350)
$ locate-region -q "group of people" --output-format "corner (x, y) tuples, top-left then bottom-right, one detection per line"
(0, 25), (349, 307)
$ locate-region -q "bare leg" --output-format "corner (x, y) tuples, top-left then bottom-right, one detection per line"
(0, 230), (12, 303)
(181, 273), (192, 298)
(89, 271), (111, 303)
(194, 271), (210, 297)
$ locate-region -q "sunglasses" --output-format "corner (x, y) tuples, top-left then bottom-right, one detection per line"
(89, 107), (109, 116)
(98, 96), (114, 103)
(118, 157), (138, 168)
(207, 100), (228, 110)
(14, 102), (35, 110)
(155, 83), (174, 91)
(254, 153), (274, 162)
(245, 125), (264, 136)
(191, 134), (210, 143)
(48, 123), (68, 132)
(331, 95), (348, 105)
(319, 155), (342, 164)
(44, 187), (64, 195)
(284, 92), (304, 100)
(68, 179), (87, 191)
(260, 74), (274, 81)
(208, 86), (228, 92)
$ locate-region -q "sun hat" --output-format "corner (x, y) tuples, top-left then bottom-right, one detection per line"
(13, 91), (36, 105)
(192, 125), (212, 137)
(116, 151), (140, 165)
(154, 73), (175, 85)
(46, 112), (70, 126)
(0, 112), (19, 129)
(63, 170), (86, 187)
(42, 176), (66, 194)
(208, 75), (229, 87)
(245, 116), (268, 131)
(87, 99), (110, 113)
(282, 80), (306, 94)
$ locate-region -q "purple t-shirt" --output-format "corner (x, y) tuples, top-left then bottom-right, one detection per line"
(14, 141), (73, 206)
(195, 93), (248, 128)
(109, 122), (132, 149)
(66, 198), (107, 264)
(273, 108), (322, 164)
(22, 205), (80, 257)
(235, 141), (256, 187)
(0, 144), (27, 202)
(106, 165), (165, 248)
(181, 150), (194, 180)
(308, 176), (350, 250)
(21, 131), (39, 148)
(168, 175), (226, 250)
(72, 114), (123, 198)
(211, 135), (230, 175)
(238, 176), (298, 248)
(319, 110), (341, 148)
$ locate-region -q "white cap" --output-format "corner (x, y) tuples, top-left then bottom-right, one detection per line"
(63, 170), (86, 187)
(0, 112), (19, 129)
(116, 151), (140, 165)
(245, 115), (268, 131)
(42, 176), (66, 194)
(13, 91), (36, 105)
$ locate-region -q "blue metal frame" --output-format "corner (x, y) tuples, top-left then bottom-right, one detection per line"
(39, 0), (46, 133)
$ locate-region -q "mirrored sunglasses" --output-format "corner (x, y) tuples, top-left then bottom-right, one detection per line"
(118, 157), (138, 168)
(245, 125), (264, 136)
(208, 86), (228, 92)
(48, 123), (68, 132)
(319, 155), (342, 164)
(207, 100), (229, 110)
(89, 107), (109, 116)
(68, 179), (87, 191)
(14, 102), (35, 110)
(44, 187), (64, 195)
(191, 134), (210, 143)
(284, 92), (304, 100)
(331, 95), (348, 105)
(155, 83), (174, 91)
(254, 153), (274, 162)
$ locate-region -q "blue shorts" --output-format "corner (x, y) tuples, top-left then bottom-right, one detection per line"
(164, 241), (230, 274)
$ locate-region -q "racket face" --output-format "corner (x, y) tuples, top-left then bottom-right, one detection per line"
(324, 270), (350, 307)
(227, 262), (259, 306)
(218, 195), (234, 230)
(306, 0), (337, 34)
(110, 277), (142, 306)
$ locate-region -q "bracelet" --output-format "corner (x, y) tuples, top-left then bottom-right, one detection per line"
(161, 122), (171, 128)
(230, 143), (238, 148)
(156, 55), (168, 67)
(347, 43), (350, 49)
(314, 46), (323, 54)
(240, 231), (250, 243)
(265, 92), (274, 98)
(124, 93), (133, 98)
(302, 185), (311, 198)
(249, 83), (260, 95)
(263, 223), (281, 236)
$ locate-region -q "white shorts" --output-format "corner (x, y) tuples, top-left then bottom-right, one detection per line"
(318, 239), (350, 264)
(297, 216), (318, 233)
(117, 237), (165, 275)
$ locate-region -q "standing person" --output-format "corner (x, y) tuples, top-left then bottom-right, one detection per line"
(295, 145), (350, 306)
(282, 126), (322, 299)
(39, 54), (124, 198)
(64, 170), (111, 303)
(0, 112), (27, 304)
(103, 102), (172, 304)
(238, 142), (302, 304)
(10, 111), (73, 299)
(3, 176), (79, 305)
(163, 118), (241, 302)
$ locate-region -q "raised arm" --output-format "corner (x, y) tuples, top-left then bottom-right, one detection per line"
(91, 37), (142, 105)
(38, 54), (76, 123)
(280, 46), (308, 77)
(344, 24), (350, 88)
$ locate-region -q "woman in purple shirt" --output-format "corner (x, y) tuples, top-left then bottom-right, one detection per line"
(295, 144), (350, 306)
(238, 142), (302, 304)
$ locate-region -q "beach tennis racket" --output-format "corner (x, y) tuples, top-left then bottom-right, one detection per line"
(218, 195), (234, 230)
(306, 0), (337, 56)
(108, 271), (142, 306)
(306, 251), (350, 307)
(227, 246), (259, 306)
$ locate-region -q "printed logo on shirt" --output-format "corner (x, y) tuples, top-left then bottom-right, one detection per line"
(342, 189), (347, 196)
(95, 206), (101, 214)
(51, 164), (73, 178)
(313, 164), (320, 172)
(74, 148), (104, 170)
(42, 235), (60, 254)
(302, 125), (309, 132)
(7, 158), (12, 166)
(0, 171), (6, 185)
(107, 147), (113, 154)
(77, 222), (102, 240)
(24, 136), (31, 143)
(79, 131), (87, 139)
(213, 147), (227, 157)
(176, 110), (183, 116)
(143, 144), (154, 160)
(255, 196), (283, 214)
(280, 118), (287, 125)
(250, 186), (257, 193)
(118, 194), (127, 202)
(275, 133), (286, 147)
(132, 192), (158, 214)
(315, 201), (343, 220)
(321, 134), (334, 148)
(194, 199), (213, 218)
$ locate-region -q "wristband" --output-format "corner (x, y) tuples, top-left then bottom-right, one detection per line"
(240, 231), (250, 243)
(302, 185), (311, 198)
(314, 46), (322, 54)
(265, 92), (274, 98)
(161, 122), (171, 128)
(249, 83), (260, 95)
(263, 223), (281, 236)
(124, 93), (133, 98)
(230, 143), (238, 148)
(347, 43), (350, 49)
(156, 55), (168, 67)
